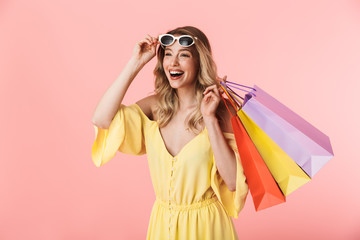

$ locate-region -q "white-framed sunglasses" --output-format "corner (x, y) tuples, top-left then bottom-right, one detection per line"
(159, 34), (197, 48)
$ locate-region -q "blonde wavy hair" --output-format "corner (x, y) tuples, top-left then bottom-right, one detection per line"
(153, 26), (226, 134)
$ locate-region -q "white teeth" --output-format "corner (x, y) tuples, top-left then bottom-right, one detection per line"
(170, 71), (184, 74)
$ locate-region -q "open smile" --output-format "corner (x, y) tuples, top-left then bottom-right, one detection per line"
(169, 70), (184, 80)
(169, 70), (184, 78)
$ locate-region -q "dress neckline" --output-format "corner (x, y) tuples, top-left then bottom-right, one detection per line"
(132, 103), (235, 158)
(157, 124), (207, 158)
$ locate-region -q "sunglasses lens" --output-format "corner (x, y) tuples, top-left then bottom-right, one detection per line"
(179, 36), (194, 46)
(160, 35), (174, 46)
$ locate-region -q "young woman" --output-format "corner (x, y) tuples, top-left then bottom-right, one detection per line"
(91, 26), (249, 240)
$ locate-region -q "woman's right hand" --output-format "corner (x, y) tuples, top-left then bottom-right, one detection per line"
(132, 34), (159, 66)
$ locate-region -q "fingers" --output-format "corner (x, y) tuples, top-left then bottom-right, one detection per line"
(223, 75), (227, 82)
(145, 34), (159, 46)
(216, 75), (227, 83)
(203, 84), (222, 97)
(218, 84), (225, 94)
(139, 34), (159, 47)
(217, 75), (227, 94)
(215, 76), (227, 94)
(203, 91), (217, 102)
(203, 84), (225, 106)
(203, 74), (229, 96)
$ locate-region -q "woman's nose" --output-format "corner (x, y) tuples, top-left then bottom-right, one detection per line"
(170, 56), (179, 66)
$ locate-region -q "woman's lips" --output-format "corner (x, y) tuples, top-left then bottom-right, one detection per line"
(170, 74), (183, 80)
(169, 72), (184, 80)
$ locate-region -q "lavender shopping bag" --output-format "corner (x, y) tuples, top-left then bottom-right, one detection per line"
(226, 83), (334, 177)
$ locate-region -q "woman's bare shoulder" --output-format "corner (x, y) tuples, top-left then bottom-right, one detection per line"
(135, 94), (158, 121)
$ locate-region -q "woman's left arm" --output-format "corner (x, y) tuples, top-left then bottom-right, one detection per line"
(201, 82), (237, 191)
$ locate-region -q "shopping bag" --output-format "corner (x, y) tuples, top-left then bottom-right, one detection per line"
(221, 83), (311, 196)
(237, 109), (311, 196)
(226, 82), (334, 178)
(220, 89), (286, 211)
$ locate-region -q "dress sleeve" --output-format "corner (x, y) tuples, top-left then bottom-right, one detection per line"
(210, 133), (249, 219)
(91, 104), (147, 167)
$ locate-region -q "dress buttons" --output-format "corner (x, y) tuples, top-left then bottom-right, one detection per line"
(169, 156), (176, 239)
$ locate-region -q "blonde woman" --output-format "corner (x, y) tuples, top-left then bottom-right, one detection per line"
(91, 26), (249, 240)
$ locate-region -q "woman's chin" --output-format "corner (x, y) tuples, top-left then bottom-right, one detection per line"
(167, 79), (181, 88)
(169, 83), (180, 89)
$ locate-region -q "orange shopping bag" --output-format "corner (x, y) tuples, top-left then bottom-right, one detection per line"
(221, 87), (285, 211)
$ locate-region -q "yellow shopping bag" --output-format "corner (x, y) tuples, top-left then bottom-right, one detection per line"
(237, 109), (311, 196)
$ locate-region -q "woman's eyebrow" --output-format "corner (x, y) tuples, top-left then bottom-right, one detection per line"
(179, 49), (192, 53)
(165, 48), (192, 53)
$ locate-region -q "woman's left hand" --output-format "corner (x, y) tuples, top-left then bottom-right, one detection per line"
(201, 75), (227, 119)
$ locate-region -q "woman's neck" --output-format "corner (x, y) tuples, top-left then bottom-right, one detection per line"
(176, 86), (198, 111)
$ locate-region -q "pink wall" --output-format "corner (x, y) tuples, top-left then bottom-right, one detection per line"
(1, 0), (359, 239)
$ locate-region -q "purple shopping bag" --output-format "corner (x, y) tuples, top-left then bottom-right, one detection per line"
(225, 82), (334, 177)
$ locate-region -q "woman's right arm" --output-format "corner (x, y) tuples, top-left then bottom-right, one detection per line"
(91, 34), (159, 129)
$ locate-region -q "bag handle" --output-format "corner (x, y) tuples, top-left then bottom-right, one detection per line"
(223, 81), (256, 97)
(220, 90), (234, 117)
(225, 81), (256, 91)
(221, 82), (244, 107)
(220, 84), (242, 117)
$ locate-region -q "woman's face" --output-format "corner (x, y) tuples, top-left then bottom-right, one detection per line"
(162, 35), (199, 90)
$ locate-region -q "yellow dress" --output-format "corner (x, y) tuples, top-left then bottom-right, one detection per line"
(91, 103), (249, 240)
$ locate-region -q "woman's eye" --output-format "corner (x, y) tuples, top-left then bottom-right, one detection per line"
(181, 54), (190, 57)
(165, 53), (171, 56)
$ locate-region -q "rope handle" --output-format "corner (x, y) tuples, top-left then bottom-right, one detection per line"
(221, 82), (244, 107)
(225, 80), (256, 91)
(220, 91), (234, 117)
(220, 84), (241, 117)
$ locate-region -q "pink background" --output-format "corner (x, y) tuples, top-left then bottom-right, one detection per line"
(1, 0), (359, 239)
